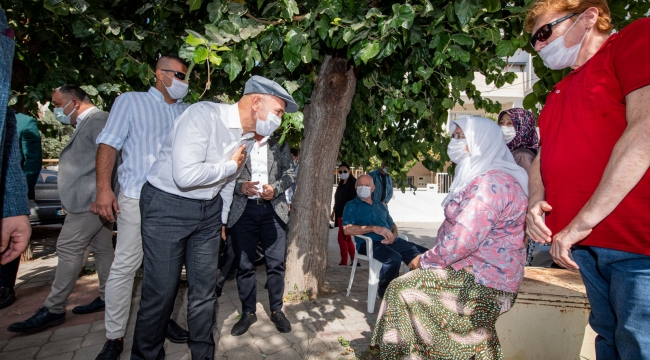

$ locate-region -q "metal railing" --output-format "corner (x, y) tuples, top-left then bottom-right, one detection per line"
(436, 173), (453, 193)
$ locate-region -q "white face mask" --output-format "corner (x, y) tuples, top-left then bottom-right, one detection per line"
(382, 167), (389, 173)
(538, 13), (588, 70)
(339, 172), (349, 180)
(501, 126), (516, 144)
(53, 100), (75, 125)
(256, 99), (282, 137)
(356, 186), (372, 199)
(163, 72), (189, 100)
(447, 138), (470, 164)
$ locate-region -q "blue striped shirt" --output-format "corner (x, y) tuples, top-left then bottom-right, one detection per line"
(96, 87), (189, 199)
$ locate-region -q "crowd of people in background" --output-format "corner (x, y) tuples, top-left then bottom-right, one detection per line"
(0, 0), (649, 359)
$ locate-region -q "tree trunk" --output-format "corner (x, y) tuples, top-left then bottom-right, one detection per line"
(284, 55), (356, 298)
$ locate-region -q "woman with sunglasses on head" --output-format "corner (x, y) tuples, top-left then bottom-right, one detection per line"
(499, 108), (539, 265)
(331, 163), (358, 266)
(526, 1), (650, 358)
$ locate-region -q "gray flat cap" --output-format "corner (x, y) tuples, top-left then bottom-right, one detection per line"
(244, 75), (299, 113)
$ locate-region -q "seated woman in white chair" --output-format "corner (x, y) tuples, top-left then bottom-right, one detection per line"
(342, 174), (428, 300)
(371, 116), (529, 360)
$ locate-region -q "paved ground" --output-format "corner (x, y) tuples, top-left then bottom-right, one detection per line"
(0, 222), (440, 360)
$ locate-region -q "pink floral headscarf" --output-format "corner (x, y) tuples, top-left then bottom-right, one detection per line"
(498, 108), (539, 153)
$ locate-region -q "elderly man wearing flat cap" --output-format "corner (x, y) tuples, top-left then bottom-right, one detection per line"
(130, 75), (298, 360)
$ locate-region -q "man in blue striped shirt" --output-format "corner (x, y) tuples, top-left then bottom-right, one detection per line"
(92, 55), (190, 360)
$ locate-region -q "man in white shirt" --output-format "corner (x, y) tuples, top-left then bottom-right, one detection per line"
(8, 85), (116, 333)
(131, 76), (298, 360)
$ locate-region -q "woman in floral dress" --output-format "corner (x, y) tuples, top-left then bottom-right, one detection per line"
(371, 116), (529, 360)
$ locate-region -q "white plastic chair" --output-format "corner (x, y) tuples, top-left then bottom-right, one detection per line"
(346, 234), (410, 313)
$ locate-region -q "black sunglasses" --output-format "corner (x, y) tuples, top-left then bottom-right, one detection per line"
(161, 69), (187, 81)
(338, 170), (348, 174)
(530, 13), (577, 47)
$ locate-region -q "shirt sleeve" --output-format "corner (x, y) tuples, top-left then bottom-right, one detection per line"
(342, 201), (357, 226)
(611, 18), (650, 98)
(96, 94), (131, 150)
(171, 103), (238, 189)
(220, 173), (237, 224)
(420, 179), (497, 270)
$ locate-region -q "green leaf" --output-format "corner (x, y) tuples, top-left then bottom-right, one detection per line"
(189, 0), (202, 11)
(225, 52), (242, 81)
(359, 41), (380, 64)
(186, 32), (208, 46)
(283, 0), (299, 17)
(442, 98), (455, 109)
(523, 93), (538, 111)
(495, 40), (516, 57)
(316, 18), (329, 40)
(379, 140), (389, 152)
(416, 67), (433, 80)
(453, 0), (476, 27)
(209, 52), (222, 66)
(451, 33), (474, 47)
(193, 47), (209, 63)
(300, 42), (312, 63)
(283, 81), (300, 95)
(283, 45), (301, 72)
(484, 0), (501, 12)
(342, 28), (355, 43)
(411, 81), (423, 94)
(122, 40), (141, 52)
(228, 2), (247, 16)
(390, 4), (415, 29)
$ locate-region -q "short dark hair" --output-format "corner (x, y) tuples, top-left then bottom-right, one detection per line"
(290, 148), (299, 156)
(54, 85), (92, 103)
(157, 54), (189, 69)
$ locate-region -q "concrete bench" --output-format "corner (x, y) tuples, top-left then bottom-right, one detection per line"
(496, 267), (596, 360)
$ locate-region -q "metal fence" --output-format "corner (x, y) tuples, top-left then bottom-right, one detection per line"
(436, 173), (453, 193)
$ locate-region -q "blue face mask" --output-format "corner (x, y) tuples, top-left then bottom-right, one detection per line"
(53, 100), (75, 125)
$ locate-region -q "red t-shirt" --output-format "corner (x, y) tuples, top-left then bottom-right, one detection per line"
(538, 18), (650, 255)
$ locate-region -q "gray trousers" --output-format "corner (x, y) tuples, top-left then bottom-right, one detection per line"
(131, 182), (222, 360)
(44, 211), (114, 314)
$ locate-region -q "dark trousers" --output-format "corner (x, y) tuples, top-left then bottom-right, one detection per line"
(358, 238), (428, 297)
(231, 200), (287, 314)
(131, 182), (222, 360)
(573, 246), (650, 360)
(0, 257), (19, 288)
(216, 231), (236, 294)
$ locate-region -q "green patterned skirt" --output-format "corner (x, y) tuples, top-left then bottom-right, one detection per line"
(370, 267), (516, 360)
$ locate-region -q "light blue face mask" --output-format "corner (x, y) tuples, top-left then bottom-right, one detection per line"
(53, 100), (75, 125)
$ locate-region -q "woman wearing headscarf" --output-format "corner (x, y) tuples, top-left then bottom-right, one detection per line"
(371, 116), (528, 360)
(330, 163), (357, 265)
(499, 108), (539, 265)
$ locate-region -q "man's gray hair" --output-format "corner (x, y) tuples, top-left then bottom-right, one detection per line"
(357, 174), (374, 185)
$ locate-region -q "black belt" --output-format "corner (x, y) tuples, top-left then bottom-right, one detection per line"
(248, 198), (270, 205)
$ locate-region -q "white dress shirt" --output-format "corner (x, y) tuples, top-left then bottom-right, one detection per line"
(147, 102), (251, 222)
(75, 106), (97, 128)
(247, 137), (269, 199)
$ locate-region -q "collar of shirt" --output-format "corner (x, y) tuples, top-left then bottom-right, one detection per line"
(147, 86), (185, 104)
(75, 106), (97, 128)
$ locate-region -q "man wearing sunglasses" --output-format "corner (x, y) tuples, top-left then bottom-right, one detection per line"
(92, 55), (190, 360)
(524, 1), (650, 358)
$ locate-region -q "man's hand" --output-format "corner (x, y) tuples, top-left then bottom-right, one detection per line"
(260, 184), (274, 200)
(550, 222), (592, 270)
(526, 200), (553, 244)
(330, 211), (335, 222)
(230, 144), (247, 169)
(408, 254), (422, 270)
(90, 202), (98, 214)
(376, 227), (395, 244)
(96, 188), (119, 222)
(241, 181), (259, 197)
(0, 215), (31, 264)
(221, 225), (227, 241)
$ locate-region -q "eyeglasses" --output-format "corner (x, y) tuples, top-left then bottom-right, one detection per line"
(161, 69), (187, 81)
(338, 170), (348, 174)
(451, 133), (466, 140)
(530, 13), (577, 47)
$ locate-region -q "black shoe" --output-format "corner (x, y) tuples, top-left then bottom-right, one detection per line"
(270, 310), (291, 333)
(7, 307), (65, 333)
(166, 319), (188, 343)
(231, 313), (257, 336)
(95, 338), (123, 360)
(72, 296), (105, 315)
(0, 287), (16, 309)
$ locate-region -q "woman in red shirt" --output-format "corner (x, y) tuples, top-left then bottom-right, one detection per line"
(525, 0), (650, 358)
